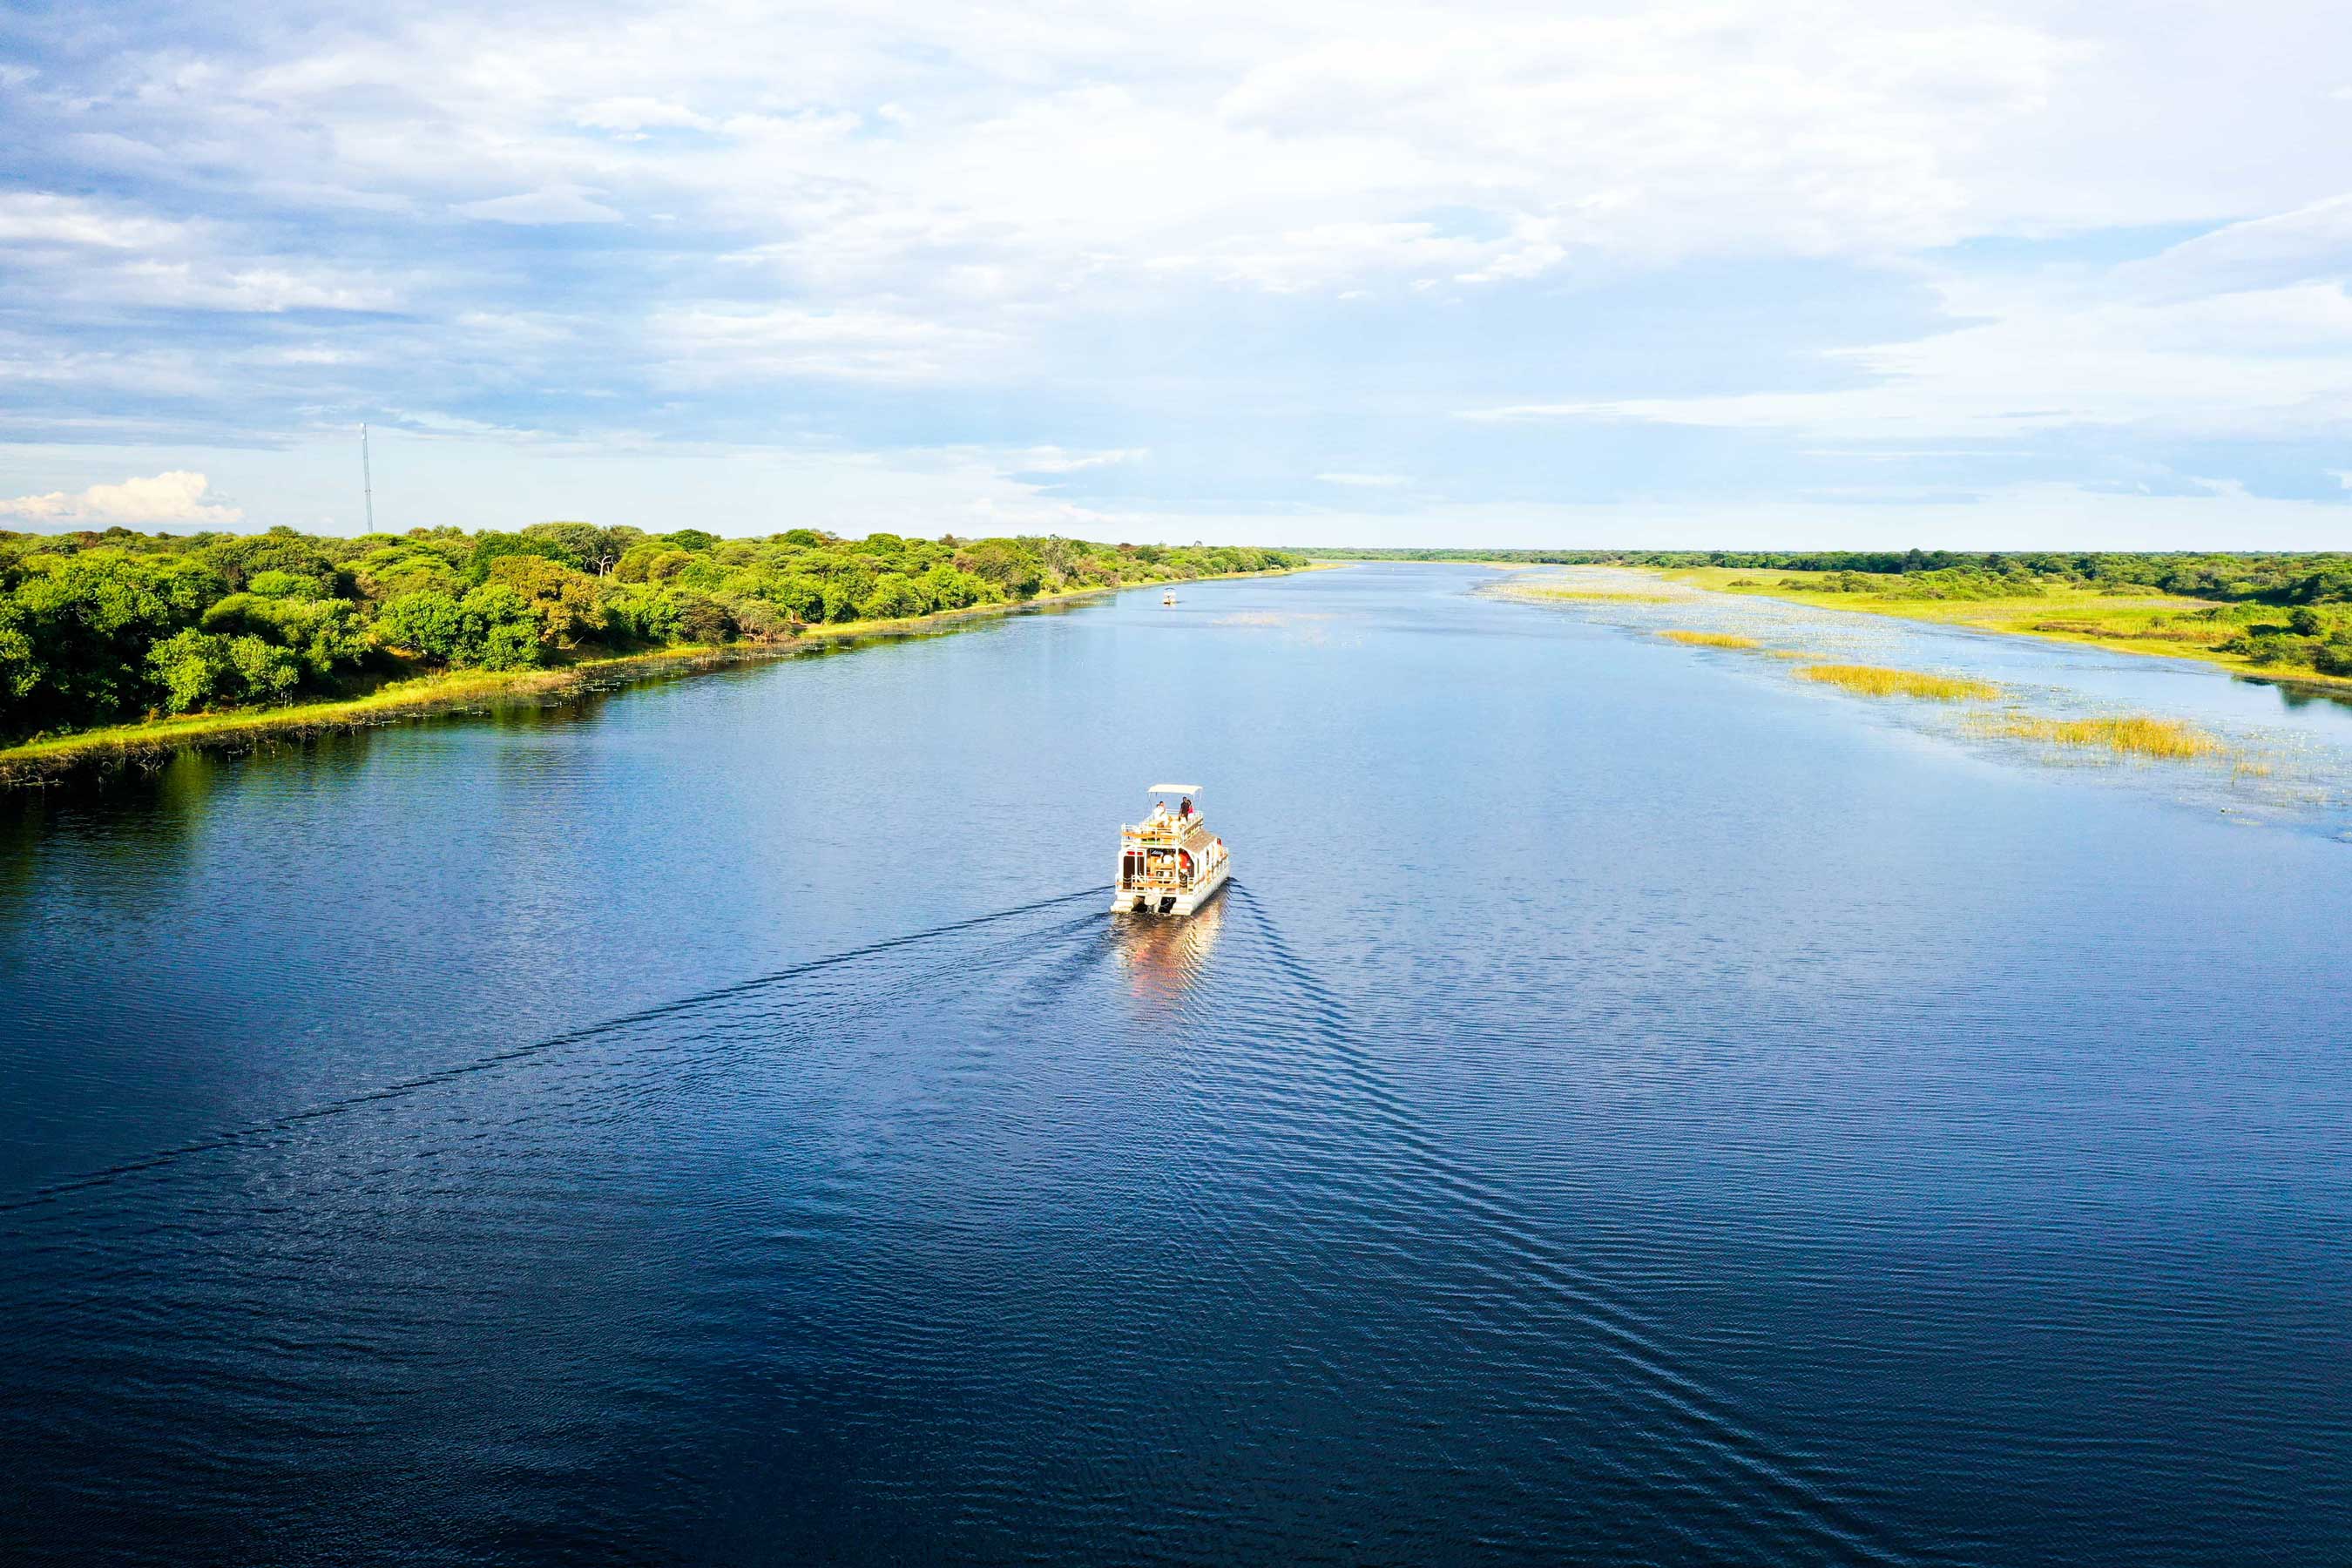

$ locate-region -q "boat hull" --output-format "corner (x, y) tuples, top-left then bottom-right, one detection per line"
(1112, 855), (1230, 916)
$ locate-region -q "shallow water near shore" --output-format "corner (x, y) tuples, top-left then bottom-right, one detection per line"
(3, 563), (2349, 1565)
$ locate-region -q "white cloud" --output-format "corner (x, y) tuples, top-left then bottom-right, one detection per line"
(454, 187), (625, 225)
(10, 0), (2352, 535)
(0, 191), (399, 314)
(0, 470), (244, 528)
(650, 304), (1005, 383)
(0, 192), (194, 250)
(573, 97), (716, 134)
(13, 0), (2103, 311)
(1009, 447), (1148, 473)
(1465, 275), (2352, 441)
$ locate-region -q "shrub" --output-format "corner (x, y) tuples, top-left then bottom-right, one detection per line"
(476, 621), (544, 671)
(229, 635), (302, 703)
(246, 569), (320, 599)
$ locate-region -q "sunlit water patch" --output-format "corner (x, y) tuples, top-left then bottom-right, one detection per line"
(1494, 565), (2352, 838)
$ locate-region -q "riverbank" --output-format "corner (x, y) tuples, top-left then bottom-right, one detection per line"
(0, 569), (1304, 786)
(1646, 565), (2352, 693)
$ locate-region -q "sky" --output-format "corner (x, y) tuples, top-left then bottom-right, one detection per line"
(2, 0), (2349, 548)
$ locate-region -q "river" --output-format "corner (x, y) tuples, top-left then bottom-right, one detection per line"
(3, 563), (2347, 1565)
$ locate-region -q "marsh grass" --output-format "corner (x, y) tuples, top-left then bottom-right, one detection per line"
(1983, 715), (2227, 760)
(1516, 588), (1677, 604)
(1796, 663), (2001, 701)
(1658, 630), (1761, 649)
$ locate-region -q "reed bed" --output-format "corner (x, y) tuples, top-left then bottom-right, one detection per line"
(1982, 715), (2227, 760)
(1516, 588), (1677, 604)
(1795, 663), (2001, 701)
(1658, 630), (1761, 649)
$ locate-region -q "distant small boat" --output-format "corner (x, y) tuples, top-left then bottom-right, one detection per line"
(1114, 784), (1230, 916)
(1162, 589), (1178, 605)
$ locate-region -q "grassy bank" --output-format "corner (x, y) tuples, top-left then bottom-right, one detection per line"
(1652, 565), (2352, 690)
(0, 570), (1297, 786)
(0, 644), (778, 786)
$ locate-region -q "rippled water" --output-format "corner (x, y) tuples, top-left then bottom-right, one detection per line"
(3, 564), (2349, 1565)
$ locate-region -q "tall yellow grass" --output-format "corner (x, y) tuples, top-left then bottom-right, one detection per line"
(1984, 716), (2226, 760)
(1795, 663), (2001, 701)
(1658, 630), (1761, 649)
(1517, 588), (1676, 603)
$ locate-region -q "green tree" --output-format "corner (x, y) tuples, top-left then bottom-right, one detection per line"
(457, 584), (544, 667)
(477, 621), (543, 671)
(147, 630), (239, 713)
(521, 521), (626, 576)
(377, 590), (466, 660)
(466, 531), (573, 583)
(959, 540), (1044, 599)
(860, 572), (926, 619)
(774, 575), (827, 622)
(488, 556), (609, 647)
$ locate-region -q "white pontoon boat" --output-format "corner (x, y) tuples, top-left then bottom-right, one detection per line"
(1113, 784), (1231, 916)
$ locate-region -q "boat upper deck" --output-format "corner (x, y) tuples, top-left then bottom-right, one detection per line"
(1121, 808), (1212, 846)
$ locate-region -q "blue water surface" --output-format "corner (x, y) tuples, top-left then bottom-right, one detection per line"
(2, 564), (2346, 1565)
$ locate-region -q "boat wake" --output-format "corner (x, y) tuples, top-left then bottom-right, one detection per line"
(6, 878), (1933, 1565)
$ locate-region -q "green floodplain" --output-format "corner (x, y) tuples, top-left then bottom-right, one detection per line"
(0, 524), (1308, 782)
(1315, 546), (2352, 688)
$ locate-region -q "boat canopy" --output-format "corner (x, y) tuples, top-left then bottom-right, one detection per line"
(1147, 783), (1200, 794)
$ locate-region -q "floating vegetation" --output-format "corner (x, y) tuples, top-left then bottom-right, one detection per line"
(1984, 715), (2227, 760)
(1795, 663), (2001, 701)
(1658, 630), (1761, 650)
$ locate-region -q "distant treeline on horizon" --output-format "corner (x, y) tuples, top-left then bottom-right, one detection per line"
(0, 523), (1307, 745)
(1294, 547), (2352, 605)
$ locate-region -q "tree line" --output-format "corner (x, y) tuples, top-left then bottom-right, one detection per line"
(0, 523), (1304, 743)
(1293, 545), (2352, 605)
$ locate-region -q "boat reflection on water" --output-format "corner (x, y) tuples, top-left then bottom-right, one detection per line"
(1112, 894), (1225, 1010)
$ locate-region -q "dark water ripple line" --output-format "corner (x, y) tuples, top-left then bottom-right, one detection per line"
(1165, 920), (1758, 1561)
(0, 886), (1106, 1217)
(1226, 882), (1939, 1568)
(13, 906), (1119, 1276)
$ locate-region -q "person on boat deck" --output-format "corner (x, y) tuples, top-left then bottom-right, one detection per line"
(1179, 796), (1193, 818)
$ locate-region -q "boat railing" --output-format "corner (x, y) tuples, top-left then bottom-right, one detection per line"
(1122, 817), (1206, 840)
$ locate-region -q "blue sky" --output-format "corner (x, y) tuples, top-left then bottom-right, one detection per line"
(3, 0), (2350, 546)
